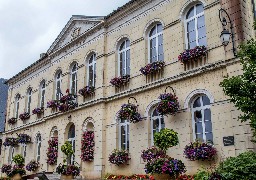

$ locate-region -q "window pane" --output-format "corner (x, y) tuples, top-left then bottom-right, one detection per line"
(41, 90), (45, 107)
(187, 20), (195, 32)
(120, 41), (125, 51)
(189, 41), (197, 49)
(188, 31), (196, 43)
(158, 44), (163, 56)
(202, 95), (210, 105)
(195, 122), (203, 133)
(153, 119), (160, 132)
(160, 118), (165, 129)
(149, 26), (156, 37)
(119, 52), (123, 75)
(186, 7), (195, 19)
(157, 24), (163, 33)
(196, 4), (204, 14)
(126, 40), (130, 48)
(205, 120), (212, 132)
(126, 50), (130, 75)
(121, 126), (126, 150)
(198, 37), (207, 47)
(197, 15), (205, 28)
(150, 37), (156, 48)
(158, 34), (163, 45)
(127, 125), (129, 150)
(89, 56), (93, 64)
(206, 132), (213, 143)
(122, 52), (125, 74)
(204, 109), (211, 121)
(198, 26), (206, 39)
(94, 64), (96, 86)
(89, 65), (93, 86)
(150, 47), (157, 62)
(194, 111), (202, 122)
(196, 133), (203, 141)
(193, 97), (201, 108)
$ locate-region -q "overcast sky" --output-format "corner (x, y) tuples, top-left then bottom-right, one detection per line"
(0, 0), (130, 79)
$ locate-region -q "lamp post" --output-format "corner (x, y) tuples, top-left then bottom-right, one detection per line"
(219, 8), (237, 57)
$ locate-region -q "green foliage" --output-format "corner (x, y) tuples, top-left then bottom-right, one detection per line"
(154, 128), (179, 151)
(193, 168), (211, 180)
(12, 154), (24, 165)
(220, 38), (256, 142)
(61, 141), (74, 157)
(216, 151), (256, 179)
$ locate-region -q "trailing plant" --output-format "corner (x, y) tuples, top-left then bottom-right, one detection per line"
(17, 134), (32, 144)
(12, 154), (25, 166)
(178, 46), (207, 63)
(81, 131), (95, 162)
(1, 164), (12, 174)
(141, 146), (166, 162)
(32, 107), (44, 115)
(104, 174), (154, 180)
(56, 164), (80, 176)
(19, 112), (30, 120)
(140, 61), (165, 75)
(216, 151), (256, 179)
(108, 149), (130, 166)
(7, 118), (17, 125)
(220, 38), (256, 142)
(78, 86), (95, 97)
(145, 156), (186, 177)
(118, 103), (142, 123)
(46, 137), (58, 165)
(3, 137), (18, 147)
(25, 160), (39, 172)
(154, 128), (179, 151)
(110, 75), (130, 87)
(61, 141), (74, 157)
(58, 90), (78, 112)
(193, 168), (210, 180)
(184, 140), (217, 161)
(47, 100), (59, 109)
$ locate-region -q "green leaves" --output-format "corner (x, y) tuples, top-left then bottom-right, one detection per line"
(153, 128), (179, 151)
(61, 141), (74, 157)
(12, 154), (25, 165)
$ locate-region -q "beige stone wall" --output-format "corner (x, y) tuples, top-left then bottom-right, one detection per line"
(2, 0), (256, 178)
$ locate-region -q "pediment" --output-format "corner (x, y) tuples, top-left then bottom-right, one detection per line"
(47, 15), (104, 54)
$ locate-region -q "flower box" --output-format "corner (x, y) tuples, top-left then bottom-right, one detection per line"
(110, 75), (130, 87)
(8, 117), (17, 125)
(47, 138), (58, 165)
(81, 131), (95, 162)
(108, 149), (130, 166)
(32, 107), (44, 115)
(184, 140), (217, 161)
(78, 86), (95, 97)
(140, 61), (165, 76)
(58, 102), (77, 112)
(3, 137), (18, 147)
(26, 160), (39, 172)
(17, 134), (31, 144)
(19, 112), (30, 120)
(178, 46), (207, 63)
(47, 100), (59, 109)
(56, 164), (80, 177)
(118, 103), (142, 123)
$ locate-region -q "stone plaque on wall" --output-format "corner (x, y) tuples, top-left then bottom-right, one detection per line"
(223, 136), (234, 146)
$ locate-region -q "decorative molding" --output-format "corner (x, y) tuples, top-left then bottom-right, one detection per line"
(131, 37), (144, 46)
(144, 99), (161, 117)
(205, 0), (220, 10)
(164, 19), (181, 30)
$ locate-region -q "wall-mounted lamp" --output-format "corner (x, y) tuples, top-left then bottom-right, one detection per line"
(219, 8), (237, 57)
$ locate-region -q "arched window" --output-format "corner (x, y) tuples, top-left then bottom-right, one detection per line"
(68, 124), (75, 165)
(151, 108), (165, 146)
(118, 119), (129, 150)
(191, 95), (213, 143)
(40, 81), (46, 108)
(15, 94), (20, 119)
(148, 23), (164, 63)
(118, 39), (130, 76)
(185, 3), (207, 49)
(87, 54), (96, 87)
(55, 71), (62, 100)
(36, 134), (41, 161)
(70, 63), (78, 95)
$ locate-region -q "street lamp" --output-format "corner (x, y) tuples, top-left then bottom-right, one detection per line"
(219, 8), (237, 57)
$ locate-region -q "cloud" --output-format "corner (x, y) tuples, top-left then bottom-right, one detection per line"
(0, 0), (130, 79)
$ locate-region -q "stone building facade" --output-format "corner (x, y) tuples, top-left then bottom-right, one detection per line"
(2, 0), (256, 178)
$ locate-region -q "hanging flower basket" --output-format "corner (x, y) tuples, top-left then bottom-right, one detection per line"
(118, 97), (142, 123)
(108, 149), (130, 166)
(156, 86), (179, 116)
(26, 160), (39, 172)
(3, 137), (18, 147)
(47, 100), (59, 109)
(178, 46), (207, 63)
(19, 112), (30, 120)
(110, 75), (130, 87)
(184, 140), (217, 161)
(56, 163), (80, 177)
(81, 131), (95, 162)
(7, 165), (26, 179)
(140, 61), (165, 75)
(8, 118), (17, 125)
(32, 107), (44, 115)
(78, 86), (95, 97)
(17, 134), (31, 144)
(47, 137), (58, 165)
(141, 146), (166, 162)
(1, 164), (12, 174)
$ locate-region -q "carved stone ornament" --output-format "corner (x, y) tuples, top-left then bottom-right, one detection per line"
(71, 27), (81, 39)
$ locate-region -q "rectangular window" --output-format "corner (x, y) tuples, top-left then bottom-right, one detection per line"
(15, 101), (19, 119)
(41, 89), (45, 107)
(253, 0), (256, 19)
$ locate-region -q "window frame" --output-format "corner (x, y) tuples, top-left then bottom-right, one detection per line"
(191, 95), (213, 143)
(40, 81), (46, 108)
(8, 147), (15, 164)
(70, 63), (78, 95)
(68, 125), (75, 165)
(36, 134), (41, 162)
(148, 23), (164, 63)
(15, 94), (20, 119)
(87, 54), (96, 87)
(21, 143), (27, 158)
(118, 39), (131, 76)
(55, 71), (62, 100)
(118, 119), (129, 151)
(150, 108), (165, 146)
(184, 4), (206, 49)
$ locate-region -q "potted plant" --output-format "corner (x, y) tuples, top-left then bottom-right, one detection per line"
(8, 154), (26, 180)
(118, 103), (142, 123)
(26, 160), (39, 172)
(19, 112), (30, 121)
(46, 137), (58, 165)
(108, 149), (130, 166)
(178, 45), (207, 63)
(153, 128), (179, 151)
(110, 75), (130, 87)
(8, 117), (17, 125)
(78, 86), (95, 97)
(17, 134), (31, 144)
(140, 61), (165, 75)
(184, 140), (217, 161)
(56, 141), (80, 179)
(81, 131), (95, 162)
(32, 107), (44, 115)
